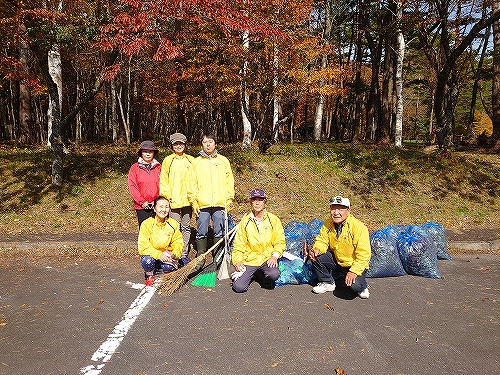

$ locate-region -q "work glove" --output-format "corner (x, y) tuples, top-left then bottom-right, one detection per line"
(230, 266), (246, 281)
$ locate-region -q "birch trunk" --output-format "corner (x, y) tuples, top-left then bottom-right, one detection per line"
(111, 79), (118, 143)
(241, 29), (252, 148)
(394, 2), (405, 148)
(313, 55), (326, 141)
(272, 42), (279, 141)
(47, 43), (62, 148)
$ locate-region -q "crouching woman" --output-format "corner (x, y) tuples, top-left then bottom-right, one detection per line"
(138, 196), (184, 286)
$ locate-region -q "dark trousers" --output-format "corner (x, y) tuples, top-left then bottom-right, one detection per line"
(232, 262), (281, 293)
(312, 251), (367, 294)
(136, 209), (154, 228)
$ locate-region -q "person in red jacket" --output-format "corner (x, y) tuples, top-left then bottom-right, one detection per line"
(128, 140), (162, 228)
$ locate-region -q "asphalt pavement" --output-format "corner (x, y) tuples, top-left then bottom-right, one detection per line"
(0, 231), (499, 375)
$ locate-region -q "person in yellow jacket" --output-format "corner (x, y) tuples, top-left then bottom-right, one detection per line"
(159, 133), (195, 266)
(138, 196), (184, 286)
(190, 133), (235, 264)
(231, 189), (286, 292)
(309, 195), (371, 298)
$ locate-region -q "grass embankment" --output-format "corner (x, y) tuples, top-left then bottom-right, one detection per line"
(1, 141), (499, 237)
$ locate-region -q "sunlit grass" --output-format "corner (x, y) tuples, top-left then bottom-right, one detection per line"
(0, 141), (499, 235)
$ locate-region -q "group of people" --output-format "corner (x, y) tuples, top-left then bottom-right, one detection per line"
(128, 134), (371, 298)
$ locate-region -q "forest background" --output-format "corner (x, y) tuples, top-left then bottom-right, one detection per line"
(0, 0), (499, 211)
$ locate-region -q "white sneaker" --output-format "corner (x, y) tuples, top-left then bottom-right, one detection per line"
(358, 288), (370, 299)
(312, 282), (336, 294)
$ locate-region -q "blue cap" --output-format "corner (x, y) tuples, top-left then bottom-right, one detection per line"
(250, 189), (266, 199)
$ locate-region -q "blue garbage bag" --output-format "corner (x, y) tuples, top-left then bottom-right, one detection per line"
(284, 221), (310, 258)
(397, 225), (441, 278)
(420, 221), (452, 260)
(276, 258), (317, 286)
(384, 225), (406, 242)
(366, 228), (407, 278)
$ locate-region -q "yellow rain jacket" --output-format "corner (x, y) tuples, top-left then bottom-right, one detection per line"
(313, 214), (371, 276)
(159, 153), (195, 209)
(138, 217), (184, 259)
(232, 211), (286, 267)
(191, 152), (234, 209)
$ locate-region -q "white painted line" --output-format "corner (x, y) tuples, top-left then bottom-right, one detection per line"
(126, 281), (146, 290)
(80, 283), (156, 374)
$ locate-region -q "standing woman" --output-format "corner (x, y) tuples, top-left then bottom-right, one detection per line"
(159, 133), (194, 266)
(138, 196), (184, 286)
(128, 140), (162, 228)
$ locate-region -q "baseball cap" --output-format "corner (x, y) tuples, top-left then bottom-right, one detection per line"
(329, 195), (350, 208)
(250, 189), (266, 199)
(170, 133), (187, 144)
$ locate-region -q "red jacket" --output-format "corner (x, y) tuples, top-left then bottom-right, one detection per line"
(128, 159), (162, 210)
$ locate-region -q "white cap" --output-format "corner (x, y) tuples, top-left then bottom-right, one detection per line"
(329, 195), (350, 208)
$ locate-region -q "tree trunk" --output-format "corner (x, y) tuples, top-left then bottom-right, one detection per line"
(47, 43), (62, 149)
(272, 42), (279, 142)
(492, 1), (500, 141)
(111, 79), (119, 143)
(116, 59), (132, 145)
(18, 36), (34, 144)
(313, 0), (333, 141)
(394, 2), (405, 148)
(241, 29), (252, 148)
(468, 24), (490, 138)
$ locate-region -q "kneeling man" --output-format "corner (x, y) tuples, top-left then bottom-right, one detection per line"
(231, 189), (286, 292)
(309, 195), (371, 299)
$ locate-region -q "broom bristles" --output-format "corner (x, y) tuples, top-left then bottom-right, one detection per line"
(157, 253), (208, 295)
(157, 224), (239, 295)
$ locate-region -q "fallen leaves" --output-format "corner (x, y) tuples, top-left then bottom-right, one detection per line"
(324, 303), (334, 311)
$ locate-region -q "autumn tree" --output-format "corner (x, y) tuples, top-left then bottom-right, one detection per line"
(414, 0), (500, 148)
(16, 0), (118, 186)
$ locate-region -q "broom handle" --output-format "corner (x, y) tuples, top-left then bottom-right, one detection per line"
(215, 224), (238, 263)
(199, 224), (239, 257)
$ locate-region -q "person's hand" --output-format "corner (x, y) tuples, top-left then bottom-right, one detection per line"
(160, 251), (172, 263)
(234, 262), (245, 272)
(308, 248), (319, 262)
(142, 201), (152, 209)
(267, 256), (278, 268)
(345, 271), (357, 286)
(225, 200), (234, 212)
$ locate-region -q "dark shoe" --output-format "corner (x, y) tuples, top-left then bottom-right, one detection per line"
(261, 278), (275, 290)
(179, 256), (190, 267)
(161, 264), (176, 273)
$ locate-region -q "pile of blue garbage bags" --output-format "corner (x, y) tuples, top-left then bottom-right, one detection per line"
(276, 220), (453, 287)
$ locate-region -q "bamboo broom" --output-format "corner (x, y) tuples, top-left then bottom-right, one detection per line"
(157, 224), (239, 295)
